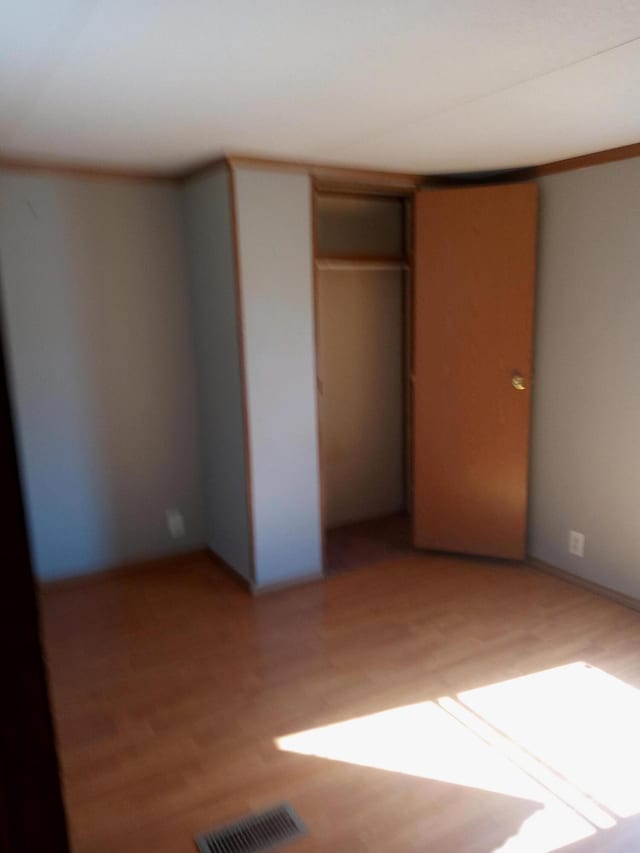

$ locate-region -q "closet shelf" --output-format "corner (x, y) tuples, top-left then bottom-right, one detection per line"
(315, 254), (409, 271)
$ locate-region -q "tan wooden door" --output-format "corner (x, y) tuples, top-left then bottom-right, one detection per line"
(413, 182), (538, 559)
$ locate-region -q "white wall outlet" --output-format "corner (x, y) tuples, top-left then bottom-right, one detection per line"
(568, 530), (585, 557)
(166, 509), (185, 539)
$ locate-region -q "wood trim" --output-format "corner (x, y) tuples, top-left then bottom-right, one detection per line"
(206, 548), (252, 592)
(316, 258), (409, 272)
(410, 190), (420, 546)
(315, 185), (413, 199)
(41, 547), (255, 598)
(39, 549), (209, 595)
(534, 141), (640, 178)
(227, 163), (258, 586)
(225, 153), (421, 191)
(403, 195), (414, 516)
(251, 569), (323, 596)
(527, 557), (640, 613)
(316, 252), (407, 265)
(310, 177), (328, 575)
(0, 304), (70, 851)
(0, 155), (178, 184)
(421, 140), (640, 186)
(3, 135), (640, 189)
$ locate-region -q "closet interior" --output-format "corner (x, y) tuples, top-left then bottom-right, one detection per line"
(314, 188), (414, 573)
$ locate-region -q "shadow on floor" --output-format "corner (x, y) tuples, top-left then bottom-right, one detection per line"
(326, 513), (415, 574)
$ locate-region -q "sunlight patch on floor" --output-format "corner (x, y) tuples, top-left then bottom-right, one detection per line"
(276, 663), (640, 851)
(459, 662), (640, 819)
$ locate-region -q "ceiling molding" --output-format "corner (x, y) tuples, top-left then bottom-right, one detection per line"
(225, 153), (421, 191)
(0, 155), (177, 183)
(533, 140), (640, 177)
(2, 138), (640, 189)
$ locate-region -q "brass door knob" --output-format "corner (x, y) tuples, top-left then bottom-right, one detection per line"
(512, 373), (527, 391)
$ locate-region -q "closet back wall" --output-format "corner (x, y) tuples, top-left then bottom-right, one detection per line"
(0, 171), (205, 581)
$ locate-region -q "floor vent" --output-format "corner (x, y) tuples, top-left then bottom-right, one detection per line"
(195, 803), (306, 853)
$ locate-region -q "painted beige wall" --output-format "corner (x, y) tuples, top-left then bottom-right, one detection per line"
(181, 168), (252, 579)
(317, 268), (405, 527)
(529, 157), (640, 599)
(316, 195), (405, 257)
(0, 171), (205, 580)
(233, 166), (322, 588)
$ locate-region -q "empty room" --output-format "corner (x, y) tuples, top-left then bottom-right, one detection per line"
(3, 3), (640, 852)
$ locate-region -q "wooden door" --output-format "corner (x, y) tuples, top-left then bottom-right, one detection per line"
(413, 182), (537, 559)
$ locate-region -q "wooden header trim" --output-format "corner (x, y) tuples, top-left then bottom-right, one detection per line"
(534, 140), (640, 178)
(224, 153), (421, 190)
(314, 179), (413, 197)
(314, 186), (408, 200)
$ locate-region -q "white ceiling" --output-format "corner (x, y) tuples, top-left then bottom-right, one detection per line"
(2, 1), (640, 175)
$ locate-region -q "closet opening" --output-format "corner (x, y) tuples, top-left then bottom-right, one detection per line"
(313, 187), (414, 574)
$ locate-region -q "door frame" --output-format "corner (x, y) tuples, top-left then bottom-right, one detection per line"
(310, 181), (415, 573)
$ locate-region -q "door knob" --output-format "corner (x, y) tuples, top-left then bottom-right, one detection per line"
(511, 373), (527, 391)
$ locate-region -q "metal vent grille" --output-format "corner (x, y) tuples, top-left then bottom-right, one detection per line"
(195, 803), (306, 853)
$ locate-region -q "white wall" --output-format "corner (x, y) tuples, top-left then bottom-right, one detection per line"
(529, 158), (640, 599)
(0, 171), (205, 580)
(181, 168), (252, 579)
(233, 167), (322, 588)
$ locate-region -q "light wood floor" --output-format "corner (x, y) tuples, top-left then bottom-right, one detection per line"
(41, 552), (640, 853)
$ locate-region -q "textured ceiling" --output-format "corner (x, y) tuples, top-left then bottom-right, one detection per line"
(2, 1), (640, 174)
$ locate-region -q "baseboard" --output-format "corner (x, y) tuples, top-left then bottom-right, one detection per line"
(527, 557), (640, 613)
(205, 548), (323, 596)
(39, 548), (209, 594)
(205, 548), (252, 592)
(251, 570), (323, 596)
(40, 548), (321, 598)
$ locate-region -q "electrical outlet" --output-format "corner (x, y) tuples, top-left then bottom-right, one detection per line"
(568, 530), (585, 557)
(166, 509), (185, 539)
